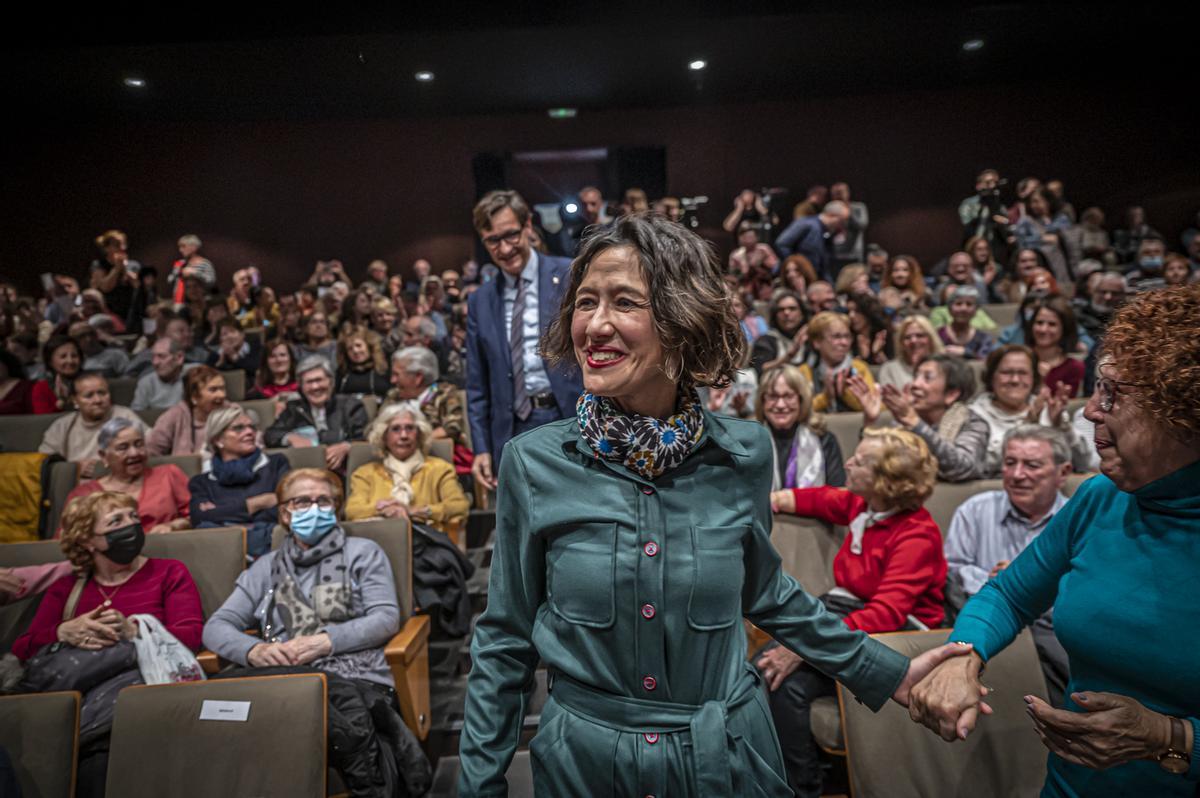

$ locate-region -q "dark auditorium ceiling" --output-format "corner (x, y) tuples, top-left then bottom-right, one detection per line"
(4, 2), (1190, 121)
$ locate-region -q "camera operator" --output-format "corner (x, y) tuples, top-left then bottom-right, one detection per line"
(958, 169), (1010, 253)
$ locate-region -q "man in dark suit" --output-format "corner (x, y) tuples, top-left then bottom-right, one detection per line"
(466, 190), (582, 491)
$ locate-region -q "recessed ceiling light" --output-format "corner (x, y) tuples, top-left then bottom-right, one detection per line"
(565, 202), (579, 214)
(962, 39), (985, 52)
(688, 59), (707, 71)
(547, 107), (577, 119)
(414, 70), (435, 82)
(123, 77), (146, 88)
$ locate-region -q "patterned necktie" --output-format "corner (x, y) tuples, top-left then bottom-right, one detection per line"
(510, 276), (532, 421)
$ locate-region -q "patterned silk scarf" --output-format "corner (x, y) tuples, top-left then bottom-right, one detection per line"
(576, 389), (705, 480)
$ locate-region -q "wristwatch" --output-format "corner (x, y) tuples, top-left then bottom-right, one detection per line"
(1158, 716), (1191, 775)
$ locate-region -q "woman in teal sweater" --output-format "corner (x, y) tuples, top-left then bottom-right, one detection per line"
(458, 213), (969, 796)
(912, 285), (1200, 797)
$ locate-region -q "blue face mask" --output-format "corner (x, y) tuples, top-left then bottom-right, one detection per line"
(290, 504), (337, 543)
(1139, 256), (1164, 271)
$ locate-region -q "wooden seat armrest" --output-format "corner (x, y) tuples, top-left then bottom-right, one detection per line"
(384, 614), (430, 668)
(196, 650), (224, 675)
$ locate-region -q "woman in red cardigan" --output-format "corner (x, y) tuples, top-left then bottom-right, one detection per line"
(762, 426), (946, 797)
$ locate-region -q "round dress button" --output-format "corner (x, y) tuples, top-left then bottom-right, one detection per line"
(643, 541), (659, 557)
(643, 733), (659, 745)
(642, 675), (657, 691)
(641, 603), (656, 620)
(641, 486), (655, 495)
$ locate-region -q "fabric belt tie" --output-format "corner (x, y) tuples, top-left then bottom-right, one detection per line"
(549, 665), (761, 796)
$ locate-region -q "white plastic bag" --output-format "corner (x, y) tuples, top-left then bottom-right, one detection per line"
(130, 613), (206, 684)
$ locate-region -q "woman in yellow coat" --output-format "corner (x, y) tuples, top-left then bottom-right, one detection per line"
(344, 401), (469, 537)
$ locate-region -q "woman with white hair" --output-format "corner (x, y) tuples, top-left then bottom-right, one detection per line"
(345, 402), (468, 537)
(61, 417), (191, 535)
(264, 355), (368, 471)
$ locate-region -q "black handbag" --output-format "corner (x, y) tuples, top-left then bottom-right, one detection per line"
(17, 575), (138, 694)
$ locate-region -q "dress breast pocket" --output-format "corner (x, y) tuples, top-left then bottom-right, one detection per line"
(546, 522), (617, 628)
(688, 524), (749, 630)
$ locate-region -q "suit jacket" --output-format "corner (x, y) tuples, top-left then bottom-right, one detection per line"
(466, 253), (582, 457)
(774, 216), (834, 281)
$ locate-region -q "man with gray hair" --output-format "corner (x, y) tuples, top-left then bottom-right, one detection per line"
(131, 337), (193, 411)
(385, 346), (465, 451)
(773, 201), (850, 282)
(943, 423), (1073, 704)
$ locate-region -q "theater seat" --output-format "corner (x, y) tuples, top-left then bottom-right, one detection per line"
(0, 691), (80, 798)
(838, 628), (1048, 798)
(106, 674), (328, 798)
(824, 413), (864, 467)
(984, 302), (1019, 331)
(0, 539), (65, 652)
(770, 514), (843, 597)
(107, 377), (137, 408)
(269, 445), (329, 471)
(361, 394), (379, 422)
(92, 453), (204, 480)
(925, 480), (1003, 535)
(811, 696), (844, 753)
(238, 397), (278, 429)
(0, 412), (66, 453)
(220, 369), (246, 401)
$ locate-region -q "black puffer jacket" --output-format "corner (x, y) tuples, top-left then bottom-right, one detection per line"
(264, 395), (368, 447)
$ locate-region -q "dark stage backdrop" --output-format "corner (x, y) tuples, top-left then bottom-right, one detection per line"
(2, 79), (1194, 295)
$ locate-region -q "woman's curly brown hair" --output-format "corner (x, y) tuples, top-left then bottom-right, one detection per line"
(1102, 284), (1200, 441)
(59, 491), (138, 575)
(542, 212), (746, 388)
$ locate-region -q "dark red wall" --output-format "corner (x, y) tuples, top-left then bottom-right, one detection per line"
(3, 78), (1194, 294)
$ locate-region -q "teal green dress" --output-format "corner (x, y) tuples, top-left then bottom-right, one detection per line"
(459, 410), (910, 796)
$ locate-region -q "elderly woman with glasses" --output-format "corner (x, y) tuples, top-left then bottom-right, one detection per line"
(202, 468), (407, 791)
(911, 285), (1200, 797)
(756, 365), (845, 489)
(345, 402), (468, 537)
(188, 405), (289, 557)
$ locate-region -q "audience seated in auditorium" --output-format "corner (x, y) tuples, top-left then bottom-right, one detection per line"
(833, 264), (870, 301)
(167, 234), (217, 303)
(732, 292), (769, 344)
(246, 337), (298, 403)
(728, 221), (779, 279)
(88, 230), (141, 331)
(933, 285), (995, 360)
(345, 402), (468, 536)
(878, 254), (928, 314)
(799, 311), (874, 413)
(61, 417), (191, 535)
(1072, 271), (1126, 343)
(0, 349), (34, 415)
(1110, 204), (1157, 264)
(131, 337), (192, 411)
(853, 354), (986, 482)
(369, 297), (404, 359)
(963, 236), (1002, 299)
(39, 373), (142, 477)
(756, 365), (845, 488)
(264, 355), (367, 472)
(876, 315), (942, 389)
(385, 345), (465, 448)
(943, 424), (1073, 705)
(1063, 206), (1112, 268)
(765, 428), (945, 797)
(189, 406), (288, 557)
(147, 365), (229, 458)
(1163, 253), (1192, 287)
(335, 325), (390, 398)
(780, 254), (817, 296)
(958, 169), (1009, 250)
(805, 280), (837, 314)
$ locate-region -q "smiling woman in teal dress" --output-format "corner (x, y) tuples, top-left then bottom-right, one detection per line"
(458, 212), (971, 796)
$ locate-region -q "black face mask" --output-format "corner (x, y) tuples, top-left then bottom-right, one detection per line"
(101, 523), (145, 565)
